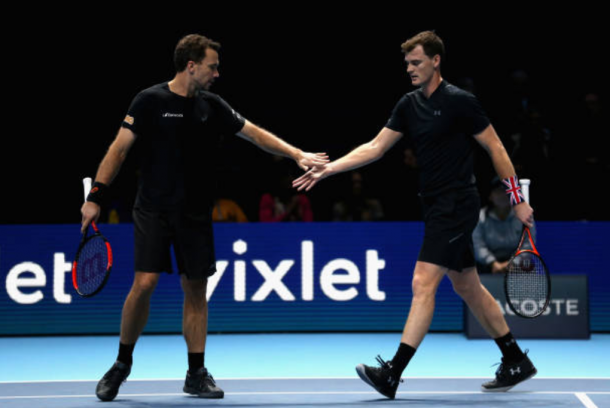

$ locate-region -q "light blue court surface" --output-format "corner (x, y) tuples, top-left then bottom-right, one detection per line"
(1, 333), (609, 407)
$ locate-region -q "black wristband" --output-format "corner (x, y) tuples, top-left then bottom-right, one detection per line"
(86, 181), (108, 206)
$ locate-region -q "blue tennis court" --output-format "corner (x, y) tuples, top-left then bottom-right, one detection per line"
(1, 333), (608, 407)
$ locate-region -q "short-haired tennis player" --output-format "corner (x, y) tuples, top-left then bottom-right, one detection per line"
(81, 34), (328, 401)
(293, 30), (537, 399)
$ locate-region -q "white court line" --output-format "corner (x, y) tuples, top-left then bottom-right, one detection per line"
(1, 376), (609, 384)
(576, 393), (599, 408)
(2, 391), (610, 400)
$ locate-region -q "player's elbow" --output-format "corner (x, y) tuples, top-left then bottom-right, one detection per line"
(489, 140), (507, 158)
(367, 142), (385, 161)
(479, 135), (504, 157)
(108, 142), (129, 163)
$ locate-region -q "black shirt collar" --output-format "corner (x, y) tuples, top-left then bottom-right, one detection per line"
(425, 79), (447, 100)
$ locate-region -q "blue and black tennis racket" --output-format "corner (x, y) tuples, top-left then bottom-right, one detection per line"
(72, 177), (113, 297)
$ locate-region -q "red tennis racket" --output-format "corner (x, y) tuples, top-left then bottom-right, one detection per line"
(72, 177), (113, 297)
(504, 179), (551, 318)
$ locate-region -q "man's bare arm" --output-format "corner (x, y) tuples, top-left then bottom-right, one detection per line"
(474, 124), (518, 179)
(81, 127), (137, 232)
(94, 127), (138, 184)
(474, 124), (534, 227)
(328, 127), (403, 174)
(292, 127), (403, 191)
(237, 120), (328, 171)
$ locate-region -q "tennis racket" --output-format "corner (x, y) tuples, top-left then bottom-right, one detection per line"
(504, 179), (551, 318)
(72, 177), (113, 297)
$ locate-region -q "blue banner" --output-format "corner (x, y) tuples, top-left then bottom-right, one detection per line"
(0, 222), (608, 335)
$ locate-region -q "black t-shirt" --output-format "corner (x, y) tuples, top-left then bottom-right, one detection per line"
(122, 82), (246, 212)
(386, 80), (490, 197)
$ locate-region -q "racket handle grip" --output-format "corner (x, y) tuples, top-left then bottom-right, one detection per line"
(520, 178), (531, 204)
(83, 177), (92, 202)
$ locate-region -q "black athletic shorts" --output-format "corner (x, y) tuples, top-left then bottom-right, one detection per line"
(418, 187), (480, 272)
(133, 207), (217, 279)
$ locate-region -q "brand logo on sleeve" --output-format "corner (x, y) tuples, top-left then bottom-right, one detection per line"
(124, 115), (135, 125)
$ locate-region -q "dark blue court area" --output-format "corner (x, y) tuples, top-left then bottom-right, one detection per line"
(2, 378), (610, 408)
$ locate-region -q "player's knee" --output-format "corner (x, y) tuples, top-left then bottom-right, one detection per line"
(181, 276), (208, 298)
(131, 274), (159, 296)
(451, 280), (469, 297)
(452, 279), (479, 300)
(411, 274), (437, 299)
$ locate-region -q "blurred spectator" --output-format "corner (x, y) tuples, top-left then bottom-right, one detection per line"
(505, 105), (553, 215)
(400, 147), (421, 220)
(581, 93), (604, 158)
(498, 69), (542, 139)
(259, 173), (313, 222)
(581, 93), (608, 168)
(473, 177), (536, 274)
(378, 145), (421, 221)
(107, 199), (132, 224)
(455, 76), (476, 94)
(213, 198), (248, 222)
(509, 69), (532, 113)
(332, 171), (384, 221)
(569, 92), (608, 220)
(507, 106), (552, 175)
(404, 146), (418, 169)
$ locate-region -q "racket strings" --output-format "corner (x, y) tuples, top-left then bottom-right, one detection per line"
(506, 253), (548, 317)
(76, 236), (109, 295)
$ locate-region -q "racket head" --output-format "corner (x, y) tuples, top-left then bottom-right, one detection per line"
(72, 221), (113, 297)
(505, 249), (551, 318)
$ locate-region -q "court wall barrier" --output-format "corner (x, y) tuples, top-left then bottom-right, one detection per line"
(0, 222), (608, 335)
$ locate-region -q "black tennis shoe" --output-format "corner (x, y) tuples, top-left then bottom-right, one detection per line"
(482, 351), (537, 392)
(183, 367), (224, 398)
(356, 355), (403, 399)
(95, 361), (131, 401)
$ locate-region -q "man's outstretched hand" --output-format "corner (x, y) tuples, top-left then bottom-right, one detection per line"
(292, 164), (335, 191)
(296, 151), (329, 171)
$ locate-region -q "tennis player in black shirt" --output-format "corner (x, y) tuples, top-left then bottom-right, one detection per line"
(293, 31), (536, 398)
(81, 34), (328, 401)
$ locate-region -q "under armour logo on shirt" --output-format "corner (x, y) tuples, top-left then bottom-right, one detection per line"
(509, 367), (521, 375)
(434, 110), (442, 116)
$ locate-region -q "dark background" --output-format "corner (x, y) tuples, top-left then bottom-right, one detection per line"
(3, 10), (607, 224)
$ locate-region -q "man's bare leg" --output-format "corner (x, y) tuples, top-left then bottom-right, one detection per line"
(180, 275), (224, 398)
(181, 275), (208, 354)
(447, 267), (508, 338)
(96, 272), (160, 402)
(120, 272), (161, 345)
(356, 261), (447, 399)
(400, 261), (448, 347)
(448, 266), (536, 392)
